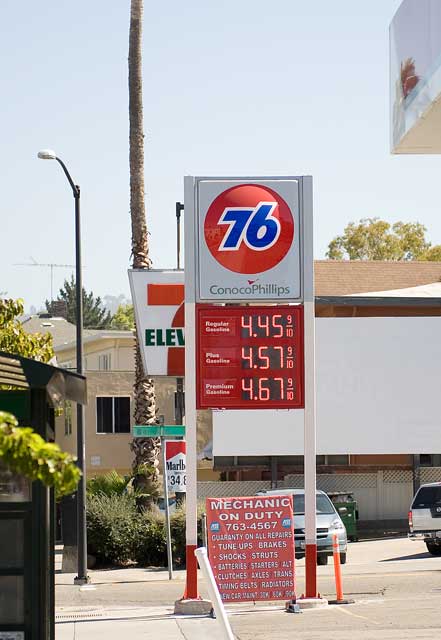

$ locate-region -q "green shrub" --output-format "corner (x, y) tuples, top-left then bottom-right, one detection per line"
(86, 493), (207, 568)
(132, 510), (167, 567)
(87, 470), (130, 497)
(86, 493), (140, 565)
(133, 504), (205, 568)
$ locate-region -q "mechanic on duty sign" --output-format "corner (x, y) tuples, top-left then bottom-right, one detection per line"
(195, 179), (302, 302)
(206, 495), (295, 602)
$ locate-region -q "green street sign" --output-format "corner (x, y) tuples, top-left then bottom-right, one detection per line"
(133, 425), (185, 438)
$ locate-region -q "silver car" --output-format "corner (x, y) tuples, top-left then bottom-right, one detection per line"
(257, 488), (348, 565)
(408, 482), (441, 555)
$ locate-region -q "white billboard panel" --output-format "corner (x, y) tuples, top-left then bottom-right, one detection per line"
(128, 269), (184, 376)
(193, 177), (302, 302)
(214, 316), (441, 455)
(391, 0), (441, 153)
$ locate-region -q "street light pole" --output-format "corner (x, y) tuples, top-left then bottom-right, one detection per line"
(37, 150), (89, 585)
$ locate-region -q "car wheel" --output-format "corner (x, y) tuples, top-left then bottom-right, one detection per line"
(340, 552), (346, 565)
(426, 542), (441, 556)
(317, 555), (328, 566)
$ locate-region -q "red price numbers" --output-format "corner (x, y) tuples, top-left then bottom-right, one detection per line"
(241, 313), (294, 338)
(241, 345), (295, 370)
(241, 377), (295, 402)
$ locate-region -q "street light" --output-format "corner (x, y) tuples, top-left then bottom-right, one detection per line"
(37, 149), (89, 585)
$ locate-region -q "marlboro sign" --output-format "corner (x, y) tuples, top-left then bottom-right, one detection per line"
(129, 269), (184, 376)
(165, 441), (186, 492)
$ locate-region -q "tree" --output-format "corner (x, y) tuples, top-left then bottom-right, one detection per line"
(0, 298), (54, 362)
(326, 218), (441, 261)
(128, 0), (160, 498)
(110, 303), (135, 330)
(0, 306), (78, 496)
(0, 411), (80, 497)
(46, 276), (112, 329)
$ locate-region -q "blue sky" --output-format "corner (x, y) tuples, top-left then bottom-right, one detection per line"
(3, 0), (438, 311)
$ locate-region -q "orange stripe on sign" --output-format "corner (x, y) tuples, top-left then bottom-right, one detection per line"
(147, 284), (184, 306)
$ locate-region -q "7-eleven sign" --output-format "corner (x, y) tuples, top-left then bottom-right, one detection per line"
(129, 270), (185, 376)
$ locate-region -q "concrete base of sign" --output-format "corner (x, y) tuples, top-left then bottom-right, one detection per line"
(62, 546), (77, 573)
(328, 598), (355, 605)
(174, 598), (213, 616)
(295, 597), (328, 609)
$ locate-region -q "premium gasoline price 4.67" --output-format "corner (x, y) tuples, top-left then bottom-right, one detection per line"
(196, 306), (304, 410)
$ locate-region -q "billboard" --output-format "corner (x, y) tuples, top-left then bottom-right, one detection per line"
(391, 0), (441, 153)
(206, 495), (295, 602)
(192, 178), (302, 302)
(128, 269), (184, 376)
(213, 316), (441, 456)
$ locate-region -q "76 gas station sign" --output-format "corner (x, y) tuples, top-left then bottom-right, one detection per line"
(195, 179), (302, 302)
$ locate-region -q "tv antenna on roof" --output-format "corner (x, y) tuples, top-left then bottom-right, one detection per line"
(14, 257), (76, 302)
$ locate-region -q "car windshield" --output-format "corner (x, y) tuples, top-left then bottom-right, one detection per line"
(412, 486), (441, 508)
(292, 494), (335, 515)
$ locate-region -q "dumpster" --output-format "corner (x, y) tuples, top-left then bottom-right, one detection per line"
(328, 492), (359, 542)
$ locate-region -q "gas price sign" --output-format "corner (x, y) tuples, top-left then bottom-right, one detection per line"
(196, 306), (304, 409)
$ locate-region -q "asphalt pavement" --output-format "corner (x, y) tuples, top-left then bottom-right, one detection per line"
(56, 537), (441, 639)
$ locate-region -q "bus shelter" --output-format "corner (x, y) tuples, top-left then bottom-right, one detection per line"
(0, 351), (86, 640)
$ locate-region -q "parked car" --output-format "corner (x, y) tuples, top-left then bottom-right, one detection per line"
(256, 488), (348, 565)
(408, 482), (441, 555)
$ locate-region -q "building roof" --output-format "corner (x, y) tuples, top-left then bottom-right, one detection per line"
(54, 330), (134, 354)
(315, 261), (441, 296)
(21, 314), (97, 348)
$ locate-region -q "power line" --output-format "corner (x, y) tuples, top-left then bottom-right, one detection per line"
(14, 257), (76, 302)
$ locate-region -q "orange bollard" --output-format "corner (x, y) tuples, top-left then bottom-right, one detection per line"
(328, 534), (354, 605)
(333, 534), (344, 600)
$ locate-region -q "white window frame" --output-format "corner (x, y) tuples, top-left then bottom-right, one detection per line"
(98, 353), (112, 371)
(96, 396), (131, 434)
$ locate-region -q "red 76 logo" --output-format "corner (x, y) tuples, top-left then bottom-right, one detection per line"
(218, 202), (281, 252)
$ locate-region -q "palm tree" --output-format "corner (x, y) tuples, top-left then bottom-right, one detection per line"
(128, 0), (160, 499)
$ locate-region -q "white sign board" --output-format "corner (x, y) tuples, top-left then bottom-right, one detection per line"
(165, 440), (186, 492)
(213, 316), (441, 456)
(194, 178), (302, 302)
(128, 269), (184, 376)
(390, 0), (441, 153)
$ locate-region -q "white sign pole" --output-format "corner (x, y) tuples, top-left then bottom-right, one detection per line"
(182, 176), (199, 600)
(161, 437), (173, 580)
(195, 547), (235, 640)
(301, 177), (318, 599)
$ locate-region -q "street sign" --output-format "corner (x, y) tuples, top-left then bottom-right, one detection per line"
(196, 305), (304, 409)
(194, 179), (302, 302)
(133, 425), (185, 438)
(165, 440), (186, 492)
(206, 494), (295, 603)
(128, 269), (185, 376)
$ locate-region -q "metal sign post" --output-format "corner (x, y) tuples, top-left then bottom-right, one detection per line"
(161, 436), (173, 581)
(133, 425), (186, 582)
(182, 177), (200, 603)
(301, 177), (318, 599)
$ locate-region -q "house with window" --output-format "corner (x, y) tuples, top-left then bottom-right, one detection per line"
(53, 329), (179, 475)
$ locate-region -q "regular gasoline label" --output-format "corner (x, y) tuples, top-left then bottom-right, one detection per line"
(206, 494), (295, 602)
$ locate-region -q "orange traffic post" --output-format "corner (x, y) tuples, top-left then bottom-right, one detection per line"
(328, 533), (354, 605)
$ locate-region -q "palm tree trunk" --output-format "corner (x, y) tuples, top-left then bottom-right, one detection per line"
(128, 0), (160, 499)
